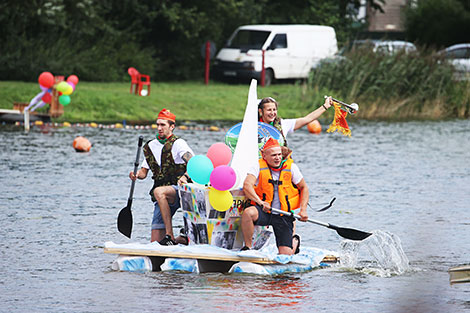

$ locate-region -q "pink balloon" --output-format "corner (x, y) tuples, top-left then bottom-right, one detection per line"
(207, 142), (232, 167)
(210, 165), (236, 191)
(68, 82), (76, 90)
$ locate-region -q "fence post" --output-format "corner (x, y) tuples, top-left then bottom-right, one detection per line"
(205, 41), (210, 85)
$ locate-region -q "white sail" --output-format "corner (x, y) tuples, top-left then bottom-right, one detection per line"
(231, 79), (258, 189)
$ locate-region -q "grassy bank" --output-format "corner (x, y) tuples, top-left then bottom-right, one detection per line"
(1, 71), (469, 123)
(0, 80), (332, 123)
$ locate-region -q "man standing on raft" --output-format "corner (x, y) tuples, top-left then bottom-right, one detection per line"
(129, 109), (193, 245)
(241, 138), (309, 255)
(258, 96), (333, 145)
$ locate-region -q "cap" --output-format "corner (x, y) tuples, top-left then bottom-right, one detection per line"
(262, 138), (280, 151)
(157, 108), (175, 122)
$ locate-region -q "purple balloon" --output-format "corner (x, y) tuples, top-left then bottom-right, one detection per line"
(39, 84), (48, 91)
(210, 165), (236, 191)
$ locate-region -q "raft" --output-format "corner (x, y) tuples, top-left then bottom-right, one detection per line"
(449, 265), (470, 284)
(104, 241), (339, 274)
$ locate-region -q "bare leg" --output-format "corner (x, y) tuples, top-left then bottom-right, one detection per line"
(278, 246), (294, 255)
(241, 206), (259, 248)
(151, 229), (166, 242)
(153, 186), (177, 240)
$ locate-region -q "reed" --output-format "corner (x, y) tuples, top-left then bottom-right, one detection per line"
(308, 49), (470, 119)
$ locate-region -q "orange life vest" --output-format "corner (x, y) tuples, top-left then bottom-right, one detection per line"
(253, 158), (300, 212)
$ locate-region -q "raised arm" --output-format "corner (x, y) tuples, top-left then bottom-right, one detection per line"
(294, 96), (333, 130)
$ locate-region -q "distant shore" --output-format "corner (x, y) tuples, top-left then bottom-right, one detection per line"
(1, 80), (468, 123)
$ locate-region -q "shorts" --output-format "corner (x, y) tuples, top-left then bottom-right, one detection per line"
(254, 206), (294, 248)
(151, 185), (181, 230)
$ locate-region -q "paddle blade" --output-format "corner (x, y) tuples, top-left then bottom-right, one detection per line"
(117, 206), (133, 238)
(331, 225), (372, 241)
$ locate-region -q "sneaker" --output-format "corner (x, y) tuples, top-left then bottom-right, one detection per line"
(240, 246), (250, 251)
(293, 234), (300, 254)
(159, 235), (176, 246)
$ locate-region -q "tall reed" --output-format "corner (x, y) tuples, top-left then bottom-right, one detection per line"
(308, 49), (470, 119)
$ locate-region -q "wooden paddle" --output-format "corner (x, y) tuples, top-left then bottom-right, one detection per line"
(270, 207), (372, 241)
(117, 136), (144, 238)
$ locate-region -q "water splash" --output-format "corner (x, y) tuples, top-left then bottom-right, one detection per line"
(339, 230), (410, 277)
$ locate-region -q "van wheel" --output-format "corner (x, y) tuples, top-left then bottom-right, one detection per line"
(264, 69), (274, 86)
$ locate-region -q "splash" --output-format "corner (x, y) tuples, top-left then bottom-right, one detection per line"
(339, 230), (410, 276)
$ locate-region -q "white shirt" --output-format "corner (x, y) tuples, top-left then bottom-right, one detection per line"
(280, 118), (296, 138)
(141, 138), (194, 169)
(247, 161), (303, 211)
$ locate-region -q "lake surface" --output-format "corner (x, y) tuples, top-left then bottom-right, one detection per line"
(0, 120), (469, 313)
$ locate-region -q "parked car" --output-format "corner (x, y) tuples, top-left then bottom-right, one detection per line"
(351, 40), (417, 54)
(440, 43), (470, 76)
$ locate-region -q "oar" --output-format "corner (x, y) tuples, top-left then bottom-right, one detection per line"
(309, 197), (336, 212)
(117, 136), (144, 238)
(270, 207), (372, 241)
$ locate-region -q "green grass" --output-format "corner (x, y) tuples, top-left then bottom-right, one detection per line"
(0, 80), (331, 123)
(1, 69), (469, 123)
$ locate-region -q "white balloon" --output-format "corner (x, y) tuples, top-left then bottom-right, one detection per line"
(141, 89), (148, 96)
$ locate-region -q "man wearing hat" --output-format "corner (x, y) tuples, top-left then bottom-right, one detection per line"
(129, 109), (193, 245)
(240, 138), (309, 255)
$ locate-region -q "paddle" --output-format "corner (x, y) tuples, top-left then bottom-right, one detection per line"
(309, 197), (336, 212)
(270, 207), (372, 241)
(117, 136), (144, 238)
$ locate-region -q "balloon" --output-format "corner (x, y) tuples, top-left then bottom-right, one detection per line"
(210, 165), (236, 191)
(140, 89), (148, 96)
(66, 75), (79, 85)
(56, 81), (69, 92)
(207, 142), (232, 167)
(59, 95), (71, 106)
(208, 188), (233, 212)
(187, 155), (213, 185)
(68, 82), (76, 90)
(62, 83), (74, 95)
(41, 93), (52, 104)
(38, 72), (54, 88)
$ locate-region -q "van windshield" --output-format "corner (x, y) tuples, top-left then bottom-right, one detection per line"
(227, 30), (270, 50)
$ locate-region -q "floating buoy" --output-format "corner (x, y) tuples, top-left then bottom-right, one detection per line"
(307, 120), (322, 134)
(209, 126), (219, 132)
(34, 120), (44, 126)
(178, 125), (188, 130)
(73, 136), (91, 152)
(115, 123), (123, 128)
(63, 122), (71, 127)
(90, 122), (98, 128)
(151, 124), (157, 129)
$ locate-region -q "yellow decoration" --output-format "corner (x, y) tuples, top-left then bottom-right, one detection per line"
(326, 103), (351, 137)
(34, 120), (43, 126)
(63, 122), (71, 127)
(115, 123), (123, 128)
(208, 188), (233, 212)
(90, 122), (98, 128)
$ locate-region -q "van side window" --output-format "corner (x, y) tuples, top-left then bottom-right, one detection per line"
(270, 34), (287, 49)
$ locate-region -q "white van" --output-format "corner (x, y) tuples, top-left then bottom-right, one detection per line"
(212, 24), (338, 85)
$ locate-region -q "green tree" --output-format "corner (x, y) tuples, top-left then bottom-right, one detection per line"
(405, 0), (470, 48)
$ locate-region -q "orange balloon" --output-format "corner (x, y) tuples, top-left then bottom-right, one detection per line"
(307, 120), (322, 134)
(73, 136), (91, 152)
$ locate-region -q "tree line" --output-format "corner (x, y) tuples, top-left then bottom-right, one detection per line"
(0, 0), (469, 82)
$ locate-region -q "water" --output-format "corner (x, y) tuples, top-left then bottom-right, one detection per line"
(0, 120), (469, 312)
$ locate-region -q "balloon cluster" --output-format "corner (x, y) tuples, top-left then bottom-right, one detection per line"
(34, 72), (79, 110)
(186, 143), (236, 212)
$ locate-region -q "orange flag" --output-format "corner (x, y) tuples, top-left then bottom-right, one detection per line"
(326, 103), (351, 137)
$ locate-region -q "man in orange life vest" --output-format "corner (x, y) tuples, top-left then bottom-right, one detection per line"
(129, 109), (193, 245)
(241, 138), (309, 255)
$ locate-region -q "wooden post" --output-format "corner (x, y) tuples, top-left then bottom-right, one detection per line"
(205, 41), (210, 85)
(261, 49), (265, 87)
(24, 109), (30, 132)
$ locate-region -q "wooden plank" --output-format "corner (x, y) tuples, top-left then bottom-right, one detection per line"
(449, 265), (470, 284)
(103, 247), (278, 265)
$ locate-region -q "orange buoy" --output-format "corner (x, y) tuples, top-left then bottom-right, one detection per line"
(307, 120), (322, 134)
(73, 136), (91, 152)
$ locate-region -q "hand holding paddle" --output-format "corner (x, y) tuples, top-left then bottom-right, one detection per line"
(117, 136), (144, 238)
(270, 207), (372, 241)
